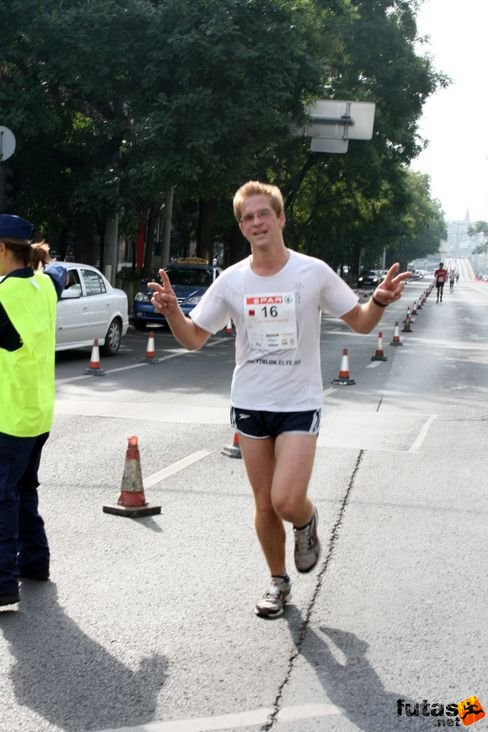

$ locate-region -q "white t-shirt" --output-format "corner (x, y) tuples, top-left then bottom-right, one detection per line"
(190, 250), (358, 411)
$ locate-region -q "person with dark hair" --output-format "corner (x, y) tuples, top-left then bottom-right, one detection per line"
(434, 262), (448, 302)
(149, 181), (410, 618)
(0, 214), (66, 607)
(449, 268), (456, 293)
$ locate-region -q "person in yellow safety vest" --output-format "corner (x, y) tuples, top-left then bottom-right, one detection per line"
(0, 214), (66, 607)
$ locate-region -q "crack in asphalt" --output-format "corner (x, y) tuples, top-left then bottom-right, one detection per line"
(261, 449), (365, 730)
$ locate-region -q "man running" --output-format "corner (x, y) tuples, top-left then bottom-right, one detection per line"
(149, 181), (410, 618)
(434, 262), (448, 302)
(449, 269), (455, 293)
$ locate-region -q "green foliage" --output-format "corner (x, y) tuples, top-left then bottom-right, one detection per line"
(468, 221), (488, 254)
(384, 169), (446, 267)
(0, 0), (447, 269)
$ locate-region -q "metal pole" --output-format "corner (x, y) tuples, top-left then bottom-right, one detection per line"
(104, 214), (119, 286)
(161, 187), (174, 267)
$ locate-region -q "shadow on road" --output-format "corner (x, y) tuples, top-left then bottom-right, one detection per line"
(284, 607), (447, 731)
(0, 580), (168, 731)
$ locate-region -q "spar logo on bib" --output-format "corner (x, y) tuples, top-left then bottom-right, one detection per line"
(246, 296), (283, 318)
(247, 296), (283, 303)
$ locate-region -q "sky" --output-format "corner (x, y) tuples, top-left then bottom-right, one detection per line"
(411, 0), (488, 223)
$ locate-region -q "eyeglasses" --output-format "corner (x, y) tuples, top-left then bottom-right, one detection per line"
(240, 209), (275, 225)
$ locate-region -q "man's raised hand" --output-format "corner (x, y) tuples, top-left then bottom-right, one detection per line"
(148, 268), (179, 316)
(374, 263), (411, 306)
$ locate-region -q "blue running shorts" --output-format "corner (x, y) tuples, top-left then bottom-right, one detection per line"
(230, 407), (321, 439)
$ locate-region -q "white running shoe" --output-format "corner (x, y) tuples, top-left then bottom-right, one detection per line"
(294, 507), (322, 573)
(255, 576), (291, 618)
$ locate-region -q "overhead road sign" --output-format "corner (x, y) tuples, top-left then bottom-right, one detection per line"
(301, 100), (376, 153)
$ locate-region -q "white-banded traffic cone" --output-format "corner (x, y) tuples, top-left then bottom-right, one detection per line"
(103, 436), (161, 517)
(85, 339), (105, 375)
(371, 331), (388, 362)
(402, 308), (413, 333)
(332, 348), (355, 385)
(390, 322), (403, 346)
(142, 331), (156, 363)
(411, 301), (417, 318)
(221, 431), (242, 459)
(224, 320), (233, 335)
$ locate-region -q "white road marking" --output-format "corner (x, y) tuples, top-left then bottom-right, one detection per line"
(54, 401), (229, 425)
(408, 415), (437, 453)
(323, 387), (337, 397)
(96, 702), (341, 731)
(144, 450), (212, 488)
(56, 337), (229, 385)
(366, 361), (381, 369)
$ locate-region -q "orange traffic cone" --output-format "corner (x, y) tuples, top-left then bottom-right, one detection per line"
(402, 309), (413, 333)
(103, 436), (161, 517)
(221, 431), (242, 458)
(390, 322), (403, 346)
(371, 331), (388, 362)
(224, 320), (233, 335)
(142, 331), (156, 363)
(332, 348), (356, 385)
(85, 339), (105, 375)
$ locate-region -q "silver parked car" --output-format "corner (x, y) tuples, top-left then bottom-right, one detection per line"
(56, 262), (129, 355)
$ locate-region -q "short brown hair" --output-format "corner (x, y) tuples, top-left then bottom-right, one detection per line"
(1, 238), (52, 269)
(233, 181), (284, 222)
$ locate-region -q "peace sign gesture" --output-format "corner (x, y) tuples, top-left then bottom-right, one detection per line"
(148, 268), (179, 317)
(373, 263), (411, 306)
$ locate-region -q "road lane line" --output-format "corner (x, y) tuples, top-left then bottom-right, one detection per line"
(323, 387), (336, 397)
(97, 707), (272, 731)
(144, 451), (212, 488)
(96, 702), (341, 731)
(366, 361), (381, 369)
(54, 400), (229, 424)
(408, 415), (437, 453)
(56, 337), (229, 385)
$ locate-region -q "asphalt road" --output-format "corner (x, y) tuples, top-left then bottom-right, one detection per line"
(1, 276), (487, 732)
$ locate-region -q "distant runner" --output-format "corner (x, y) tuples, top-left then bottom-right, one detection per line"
(434, 262), (448, 302)
(449, 269), (455, 293)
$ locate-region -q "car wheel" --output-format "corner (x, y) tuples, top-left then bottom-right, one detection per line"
(100, 317), (122, 356)
(133, 320), (147, 332)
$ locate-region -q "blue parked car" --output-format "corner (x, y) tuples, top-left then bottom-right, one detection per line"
(132, 259), (221, 331)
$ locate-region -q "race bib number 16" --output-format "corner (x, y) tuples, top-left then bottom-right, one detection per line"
(244, 293), (297, 350)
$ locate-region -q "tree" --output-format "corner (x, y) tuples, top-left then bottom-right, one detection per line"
(468, 221), (488, 255)
(216, 0), (447, 272)
(0, 0), (447, 274)
(383, 170), (446, 269)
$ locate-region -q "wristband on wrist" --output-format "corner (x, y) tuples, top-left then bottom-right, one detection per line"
(372, 294), (387, 308)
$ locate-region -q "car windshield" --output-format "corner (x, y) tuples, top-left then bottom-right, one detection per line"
(156, 267), (214, 287)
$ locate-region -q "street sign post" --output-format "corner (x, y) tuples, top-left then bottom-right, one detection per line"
(302, 100), (376, 154)
(0, 126), (16, 161)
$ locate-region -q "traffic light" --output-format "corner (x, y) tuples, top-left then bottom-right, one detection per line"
(0, 166), (15, 212)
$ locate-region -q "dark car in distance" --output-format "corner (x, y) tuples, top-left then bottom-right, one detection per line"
(357, 269), (382, 289)
(132, 259), (220, 331)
